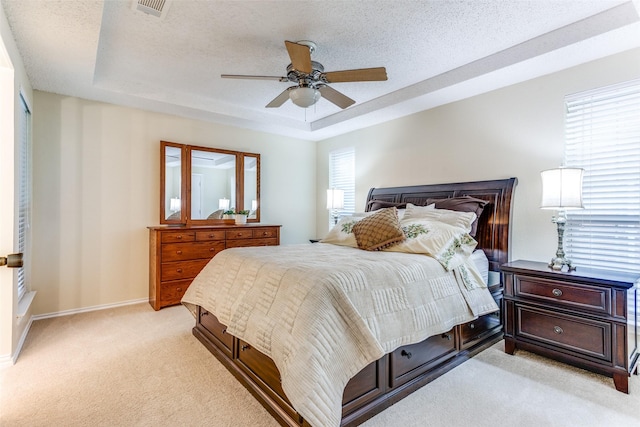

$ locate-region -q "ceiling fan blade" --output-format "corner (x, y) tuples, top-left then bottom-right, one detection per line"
(265, 87), (293, 108)
(285, 40), (312, 74)
(318, 86), (355, 109)
(221, 74), (288, 82)
(323, 67), (388, 83)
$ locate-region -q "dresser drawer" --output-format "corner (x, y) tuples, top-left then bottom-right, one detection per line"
(252, 228), (278, 239)
(226, 229), (253, 240)
(161, 241), (225, 262)
(514, 275), (611, 315)
(161, 259), (210, 281)
(199, 310), (233, 356)
(159, 280), (191, 306)
(226, 238), (278, 248)
(195, 230), (226, 241)
(160, 231), (195, 243)
(515, 305), (611, 361)
(389, 329), (457, 387)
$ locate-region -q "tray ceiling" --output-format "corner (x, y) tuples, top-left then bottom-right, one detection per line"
(2, 0), (639, 141)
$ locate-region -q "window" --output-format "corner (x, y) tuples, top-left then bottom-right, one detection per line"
(564, 79), (640, 273)
(328, 147), (355, 225)
(17, 93), (31, 301)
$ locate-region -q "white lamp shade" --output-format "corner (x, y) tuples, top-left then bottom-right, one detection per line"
(540, 167), (584, 210)
(169, 197), (181, 211)
(218, 198), (230, 210)
(326, 189), (344, 210)
(290, 87), (321, 108)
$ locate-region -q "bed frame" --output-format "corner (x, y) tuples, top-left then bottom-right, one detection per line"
(191, 178), (517, 427)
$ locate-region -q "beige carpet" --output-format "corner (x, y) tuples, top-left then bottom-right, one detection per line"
(0, 303), (638, 427)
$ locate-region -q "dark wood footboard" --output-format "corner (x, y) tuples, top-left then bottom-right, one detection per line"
(193, 303), (503, 427)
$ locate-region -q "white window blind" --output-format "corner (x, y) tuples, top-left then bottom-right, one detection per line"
(329, 147), (355, 224)
(17, 94), (31, 301)
(564, 79), (640, 273)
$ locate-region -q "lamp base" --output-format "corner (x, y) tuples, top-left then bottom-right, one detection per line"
(549, 256), (576, 271)
(548, 211), (576, 272)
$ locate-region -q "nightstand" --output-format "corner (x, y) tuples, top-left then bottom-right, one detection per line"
(502, 260), (639, 393)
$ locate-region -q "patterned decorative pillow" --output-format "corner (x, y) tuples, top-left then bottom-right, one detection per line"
(385, 218), (478, 270)
(352, 207), (406, 251)
(320, 213), (371, 247)
(403, 203), (476, 234)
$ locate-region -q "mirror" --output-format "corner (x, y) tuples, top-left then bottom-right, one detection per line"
(160, 141), (260, 225)
(243, 154), (259, 220)
(161, 142), (186, 223)
(190, 148), (236, 220)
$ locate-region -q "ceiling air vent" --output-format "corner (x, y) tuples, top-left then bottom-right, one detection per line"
(132, 0), (172, 19)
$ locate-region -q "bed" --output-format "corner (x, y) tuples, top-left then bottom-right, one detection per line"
(182, 178), (517, 427)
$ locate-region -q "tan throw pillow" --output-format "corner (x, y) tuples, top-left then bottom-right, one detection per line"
(352, 207), (406, 251)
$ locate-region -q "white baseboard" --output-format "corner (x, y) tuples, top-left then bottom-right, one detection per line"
(32, 298), (149, 321)
(1, 298), (149, 368)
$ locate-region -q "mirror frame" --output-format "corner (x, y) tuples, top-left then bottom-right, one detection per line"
(160, 141), (260, 225)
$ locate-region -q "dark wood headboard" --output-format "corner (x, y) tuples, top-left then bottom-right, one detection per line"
(365, 178), (517, 273)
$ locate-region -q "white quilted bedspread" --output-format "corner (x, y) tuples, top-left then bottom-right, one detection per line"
(182, 243), (498, 427)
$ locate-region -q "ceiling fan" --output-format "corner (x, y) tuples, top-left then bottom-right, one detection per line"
(221, 40), (388, 109)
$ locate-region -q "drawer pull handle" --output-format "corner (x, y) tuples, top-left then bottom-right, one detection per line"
(469, 323), (475, 329)
(553, 326), (564, 334)
(209, 234), (215, 238)
(177, 235), (183, 239)
(241, 344), (251, 351)
(176, 287), (182, 292)
(222, 329), (227, 334)
(209, 248), (215, 252)
(262, 232), (268, 236)
(176, 268), (182, 273)
(400, 350), (412, 359)
(202, 311), (209, 316)
(176, 250), (182, 255)
(552, 288), (563, 297)
(441, 333), (452, 340)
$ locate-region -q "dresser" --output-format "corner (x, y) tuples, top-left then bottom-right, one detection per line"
(502, 260), (639, 393)
(148, 224), (280, 310)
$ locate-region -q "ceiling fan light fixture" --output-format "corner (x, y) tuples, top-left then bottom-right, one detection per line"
(289, 87), (321, 108)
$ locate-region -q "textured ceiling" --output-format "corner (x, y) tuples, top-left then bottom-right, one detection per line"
(2, 0), (640, 141)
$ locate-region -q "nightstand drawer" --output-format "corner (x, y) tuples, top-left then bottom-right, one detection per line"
(515, 305), (611, 361)
(514, 275), (610, 315)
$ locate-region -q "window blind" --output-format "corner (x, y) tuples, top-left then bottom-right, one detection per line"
(328, 147), (355, 225)
(17, 94), (30, 301)
(564, 79), (640, 273)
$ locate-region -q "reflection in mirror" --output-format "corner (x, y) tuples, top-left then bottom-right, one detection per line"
(244, 155), (259, 220)
(190, 149), (236, 220)
(164, 145), (182, 221)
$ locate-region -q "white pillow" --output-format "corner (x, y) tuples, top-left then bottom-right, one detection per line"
(403, 203), (476, 234)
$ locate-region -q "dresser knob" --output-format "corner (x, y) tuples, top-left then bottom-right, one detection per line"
(553, 326), (564, 334)
(552, 288), (563, 297)
(469, 323), (475, 329)
(176, 250), (182, 254)
(209, 248), (215, 252)
(176, 287), (182, 292)
(400, 349), (412, 359)
(176, 268), (182, 273)
(177, 235), (183, 239)
(241, 344), (251, 351)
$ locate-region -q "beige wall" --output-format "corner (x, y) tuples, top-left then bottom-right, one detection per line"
(31, 93), (316, 316)
(316, 48), (640, 264)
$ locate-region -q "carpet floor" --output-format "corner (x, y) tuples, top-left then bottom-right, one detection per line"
(0, 303), (638, 426)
